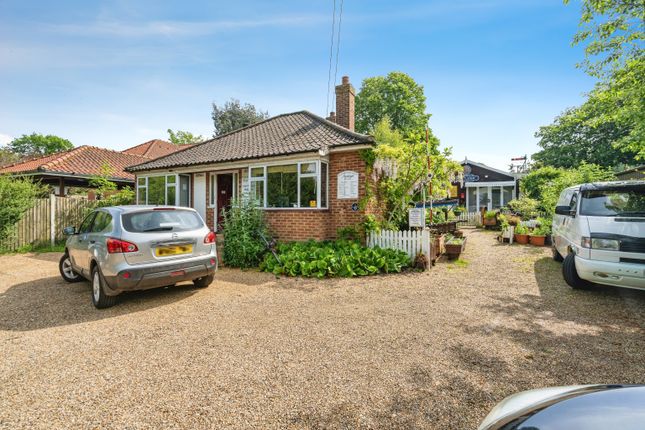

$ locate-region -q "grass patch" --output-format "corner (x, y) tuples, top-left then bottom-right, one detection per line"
(446, 258), (469, 269)
(0, 242), (66, 255)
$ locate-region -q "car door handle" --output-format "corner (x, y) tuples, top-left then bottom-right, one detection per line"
(89, 240), (96, 244)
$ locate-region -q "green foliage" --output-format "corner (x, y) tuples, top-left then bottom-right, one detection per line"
(0, 175), (46, 242)
(167, 129), (204, 145)
(260, 240), (410, 278)
(521, 164), (614, 214)
(565, 0), (644, 77)
(8, 133), (73, 157)
(355, 71), (431, 134)
(371, 118), (461, 228)
(0, 148), (19, 167)
(212, 99), (269, 136)
(222, 199), (267, 268)
(87, 164), (135, 210)
(337, 225), (361, 241)
(362, 214), (381, 235)
(531, 224), (551, 237)
(484, 210), (497, 219)
(507, 197), (540, 220)
(514, 224), (529, 235)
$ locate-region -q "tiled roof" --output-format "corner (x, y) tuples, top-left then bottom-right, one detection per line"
(122, 139), (185, 159)
(127, 111), (374, 172)
(0, 146), (147, 181)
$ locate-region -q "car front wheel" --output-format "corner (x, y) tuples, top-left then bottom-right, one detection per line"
(91, 266), (117, 308)
(59, 253), (82, 283)
(562, 253), (590, 290)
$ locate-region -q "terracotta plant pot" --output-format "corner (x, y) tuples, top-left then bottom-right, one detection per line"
(514, 233), (529, 244)
(529, 235), (546, 246)
(483, 218), (497, 226)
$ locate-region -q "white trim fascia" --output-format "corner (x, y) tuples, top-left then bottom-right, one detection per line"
(328, 144), (373, 153)
(465, 181), (516, 187)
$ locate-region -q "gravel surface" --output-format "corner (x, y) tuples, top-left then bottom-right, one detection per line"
(1, 229), (644, 429)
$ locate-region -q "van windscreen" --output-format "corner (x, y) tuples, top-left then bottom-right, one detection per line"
(122, 209), (203, 232)
(580, 187), (645, 216)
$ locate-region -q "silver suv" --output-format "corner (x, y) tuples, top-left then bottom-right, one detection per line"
(59, 206), (218, 308)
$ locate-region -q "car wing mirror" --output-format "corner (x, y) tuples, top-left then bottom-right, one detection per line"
(63, 226), (77, 235)
(555, 205), (575, 217)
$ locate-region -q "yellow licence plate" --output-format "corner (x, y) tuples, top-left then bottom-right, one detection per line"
(155, 244), (193, 257)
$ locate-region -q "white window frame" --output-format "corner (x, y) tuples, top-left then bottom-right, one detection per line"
(136, 173), (190, 206)
(247, 159), (329, 210)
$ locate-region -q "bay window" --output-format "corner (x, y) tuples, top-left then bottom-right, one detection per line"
(248, 160), (328, 209)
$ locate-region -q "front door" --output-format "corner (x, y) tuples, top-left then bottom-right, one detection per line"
(216, 173), (234, 231)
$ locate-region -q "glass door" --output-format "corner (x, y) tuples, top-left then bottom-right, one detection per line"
(491, 187), (501, 209)
(479, 187), (490, 211)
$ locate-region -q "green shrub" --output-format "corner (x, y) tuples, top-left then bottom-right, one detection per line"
(222, 199), (267, 268)
(0, 175), (46, 242)
(514, 224), (529, 235)
(484, 210), (497, 219)
(260, 240), (410, 278)
(507, 197), (540, 220)
(337, 225), (361, 241)
(362, 214), (381, 234)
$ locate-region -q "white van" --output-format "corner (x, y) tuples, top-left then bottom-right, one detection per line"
(552, 181), (645, 291)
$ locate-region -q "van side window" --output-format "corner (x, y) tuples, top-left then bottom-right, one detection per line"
(557, 190), (573, 206)
(568, 193), (578, 213)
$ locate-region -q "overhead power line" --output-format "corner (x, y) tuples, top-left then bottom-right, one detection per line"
(325, 0), (337, 116)
(332, 0), (344, 108)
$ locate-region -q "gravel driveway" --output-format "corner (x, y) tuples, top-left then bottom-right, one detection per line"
(1, 229), (644, 429)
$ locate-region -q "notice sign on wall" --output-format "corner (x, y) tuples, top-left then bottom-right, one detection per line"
(337, 171), (359, 199)
(408, 208), (425, 228)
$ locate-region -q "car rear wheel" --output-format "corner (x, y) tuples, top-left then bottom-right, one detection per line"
(91, 266), (117, 308)
(193, 274), (214, 289)
(562, 253), (590, 290)
(552, 246), (564, 262)
(59, 253), (82, 283)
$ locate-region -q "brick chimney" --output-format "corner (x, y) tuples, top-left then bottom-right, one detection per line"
(326, 111), (337, 123)
(334, 75), (355, 131)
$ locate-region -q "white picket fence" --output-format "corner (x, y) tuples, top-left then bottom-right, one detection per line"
(367, 229), (431, 261)
(454, 211), (482, 226)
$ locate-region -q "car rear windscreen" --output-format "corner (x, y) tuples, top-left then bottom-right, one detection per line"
(122, 209), (204, 233)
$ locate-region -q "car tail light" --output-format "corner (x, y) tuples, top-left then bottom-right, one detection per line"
(107, 238), (139, 254)
(204, 231), (216, 244)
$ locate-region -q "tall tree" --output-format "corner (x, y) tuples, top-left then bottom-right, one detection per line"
(355, 72), (430, 134)
(565, 0), (644, 77)
(8, 133), (73, 157)
(212, 99), (269, 136)
(167, 129), (204, 145)
(0, 148), (19, 167)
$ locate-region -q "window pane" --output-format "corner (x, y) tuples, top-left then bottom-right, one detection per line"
(502, 186), (514, 206)
(251, 180), (264, 206)
(180, 175), (190, 207)
(137, 177), (146, 186)
(300, 176), (317, 208)
(147, 176), (166, 205)
(166, 175), (176, 184)
(251, 167), (264, 178)
(321, 162), (328, 207)
(90, 212), (113, 233)
(300, 162), (317, 174)
(267, 164), (297, 208)
(122, 209), (203, 233)
(137, 186), (147, 204)
(166, 185), (176, 206)
(467, 188), (477, 212)
(78, 212), (96, 234)
(491, 187), (501, 209)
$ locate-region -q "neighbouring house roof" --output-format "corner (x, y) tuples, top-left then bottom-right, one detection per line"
(127, 111), (375, 172)
(122, 139), (185, 159)
(0, 146), (148, 181)
(461, 158), (516, 179)
(616, 165), (645, 179)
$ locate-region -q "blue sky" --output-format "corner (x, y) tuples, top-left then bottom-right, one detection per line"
(0, 0), (594, 170)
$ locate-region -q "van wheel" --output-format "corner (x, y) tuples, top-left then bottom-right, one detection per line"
(194, 274), (214, 289)
(59, 253), (82, 283)
(91, 266), (117, 308)
(562, 253), (590, 290)
(552, 246), (564, 262)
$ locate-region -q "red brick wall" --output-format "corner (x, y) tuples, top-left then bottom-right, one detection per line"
(264, 210), (330, 241)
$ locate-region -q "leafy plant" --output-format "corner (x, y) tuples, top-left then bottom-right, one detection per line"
(531, 224), (551, 237)
(337, 225), (361, 241)
(260, 240), (410, 278)
(362, 214), (381, 235)
(514, 224), (529, 235)
(0, 175), (47, 243)
(484, 210), (497, 219)
(222, 199), (268, 268)
(507, 197), (540, 220)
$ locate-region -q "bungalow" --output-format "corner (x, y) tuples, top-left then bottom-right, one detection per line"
(455, 159), (520, 212)
(127, 76), (379, 241)
(0, 139), (183, 196)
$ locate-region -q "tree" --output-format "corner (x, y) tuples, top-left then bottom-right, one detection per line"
(368, 118), (461, 228)
(0, 175), (46, 242)
(355, 72), (430, 134)
(211, 99), (269, 136)
(565, 0), (644, 76)
(0, 148), (19, 167)
(167, 129), (204, 145)
(8, 133), (73, 157)
(88, 163), (134, 208)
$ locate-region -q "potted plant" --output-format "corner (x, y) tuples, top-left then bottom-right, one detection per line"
(529, 225), (549, 246)
(498, 214), (514, 243)
(445, 235), (466, 259)
(483, 210), (497, 226)
(513, 224), (529, 244)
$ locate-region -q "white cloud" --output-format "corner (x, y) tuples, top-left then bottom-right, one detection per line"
(0, 133), (13, 146)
